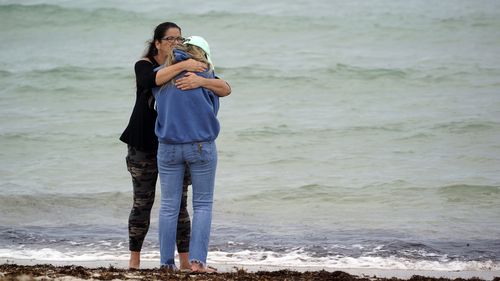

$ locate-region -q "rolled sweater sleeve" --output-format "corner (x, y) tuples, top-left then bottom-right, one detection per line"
(135, 60), (159, 89)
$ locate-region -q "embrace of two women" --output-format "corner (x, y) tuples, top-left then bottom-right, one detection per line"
(120, 21), (231, 273)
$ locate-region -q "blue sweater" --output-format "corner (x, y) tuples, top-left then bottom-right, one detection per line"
(153, 49), (220, 144)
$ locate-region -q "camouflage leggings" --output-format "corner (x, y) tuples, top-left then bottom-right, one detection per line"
(126, 145), (191, 252)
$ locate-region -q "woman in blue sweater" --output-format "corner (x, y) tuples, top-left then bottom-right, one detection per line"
(153, 36), (224, 273)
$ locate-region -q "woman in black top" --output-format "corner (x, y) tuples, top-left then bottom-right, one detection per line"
(120, 22), (231, 270)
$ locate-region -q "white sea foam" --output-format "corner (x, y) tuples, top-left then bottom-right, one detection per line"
(208, 250), (500, 271)
(1, 248), (498, 271)
(0, 248), (129, 262)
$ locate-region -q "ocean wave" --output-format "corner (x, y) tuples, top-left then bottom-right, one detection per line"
(437, 14), (500, 29)
(1, 224), (499, 267)
(221, 64), (412, 81)
(233, 124), (410, 141)
(0, 3), (336, 31)
(233, 184), (352, 203)
(0, 130), (119, 143)
(230, 182), (500, 206)
(0, 248), (130, 262)
(222, 62), (500, 85)
(0, 65), (131, 80)
(0, 4), (144, 28)
(236, 125), (296, 138)
(323, 64), (500, 84)
(0, 132), (53, 142)
(209, 249), (500, 271)
(0, 70), (11, 77)
(0, 192), (132, 206)
(327, 64), (409, 79)
(0, 192), (133, 221)
(390, 120), (500, 141)
(437, 184), (500, 203)
(218, 66), (314, 84)
(0, 248), (498, 271)
(439, 184), (500, 193)
(340, 124), (407, 133)
(179, 8), (500, 36)
(394, 132), (436, 141)
(430, 120), (500, 134)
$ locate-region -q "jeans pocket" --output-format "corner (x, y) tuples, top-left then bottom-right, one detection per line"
(194, 141), (214, 163)
(158, 144), (176, 164)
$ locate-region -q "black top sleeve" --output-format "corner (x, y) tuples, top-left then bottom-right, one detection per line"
(134, 60), (159, 89)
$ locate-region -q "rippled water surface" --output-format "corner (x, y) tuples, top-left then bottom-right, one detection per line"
(1, 0), (499, 270)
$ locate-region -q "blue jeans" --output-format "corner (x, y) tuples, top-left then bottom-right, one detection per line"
(157, 141), (217, 267)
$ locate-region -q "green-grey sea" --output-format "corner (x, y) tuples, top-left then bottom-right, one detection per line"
(1, 0), (499, 270)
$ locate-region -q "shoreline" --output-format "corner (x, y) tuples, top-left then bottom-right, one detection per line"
(1, 259), (499, 281)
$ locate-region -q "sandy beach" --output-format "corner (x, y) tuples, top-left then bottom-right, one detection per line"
(1, 260), (499, 281)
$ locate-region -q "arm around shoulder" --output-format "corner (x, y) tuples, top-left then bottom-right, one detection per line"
(155, 63), (185, 86)
(155, 59), (208, 86)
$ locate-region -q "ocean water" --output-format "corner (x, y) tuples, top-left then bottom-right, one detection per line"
(1, 0), (500, 271)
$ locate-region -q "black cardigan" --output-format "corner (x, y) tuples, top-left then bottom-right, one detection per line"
(120, 58), (160, 151)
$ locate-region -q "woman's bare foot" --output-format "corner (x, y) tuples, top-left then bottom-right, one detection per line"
(178, 252), (191, 271)
(129, 251), (140, 270)
(190, 261), (217, 273)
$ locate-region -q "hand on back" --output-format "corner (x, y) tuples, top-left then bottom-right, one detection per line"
(176, 72), (204, 90)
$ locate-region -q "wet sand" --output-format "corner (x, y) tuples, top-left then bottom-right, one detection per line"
(1, 263), (499, 281)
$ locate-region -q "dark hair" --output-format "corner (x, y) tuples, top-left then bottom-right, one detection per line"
(143, 22), (181, 60)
